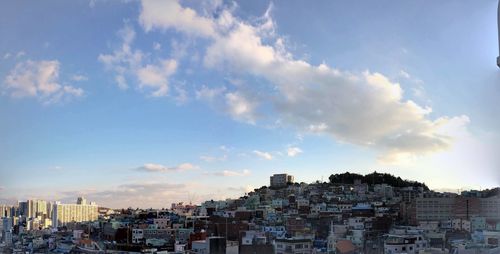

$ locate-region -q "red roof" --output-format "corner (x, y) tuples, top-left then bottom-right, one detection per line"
(336, 240), (357, 254)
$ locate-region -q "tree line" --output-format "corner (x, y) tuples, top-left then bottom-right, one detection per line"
(328, 171), (429, 190)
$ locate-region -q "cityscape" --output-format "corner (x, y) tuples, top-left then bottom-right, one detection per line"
(0, 173), (499, 253)
(1, 0), (500, 253)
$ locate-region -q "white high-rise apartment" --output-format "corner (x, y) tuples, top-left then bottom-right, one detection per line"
(52, 198), (98, 228)
(21, 200), (48, 219)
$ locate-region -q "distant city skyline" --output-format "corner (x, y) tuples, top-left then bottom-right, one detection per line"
(1, 0), (499, 208)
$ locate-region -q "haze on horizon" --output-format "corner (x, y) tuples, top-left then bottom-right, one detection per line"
(0, 0), (499, 208)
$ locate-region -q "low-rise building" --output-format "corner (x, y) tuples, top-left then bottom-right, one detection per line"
(274, 238), (312, 254)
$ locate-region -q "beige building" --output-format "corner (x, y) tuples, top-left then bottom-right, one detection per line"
(415, 197), (455, 222)
(415, 192), (500, 223)
(479, 196), (500, 221)
(52, 198), (98, 227)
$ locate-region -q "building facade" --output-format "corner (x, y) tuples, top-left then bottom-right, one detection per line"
(270, 174), (294, 188)
(52, 199), (98, 227)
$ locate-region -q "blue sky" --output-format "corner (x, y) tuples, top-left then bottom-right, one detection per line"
(0, 0), (499, 208)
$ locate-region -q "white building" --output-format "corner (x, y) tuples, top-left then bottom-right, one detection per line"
(384, 234), (428, 254)
(452, 219), (471, 232)
(52, 198), (98, 228)
(0, 205), (13, 218)
(132, 228), (144, 244)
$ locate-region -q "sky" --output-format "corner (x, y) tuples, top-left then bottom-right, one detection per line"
(0, 0), (499, 208)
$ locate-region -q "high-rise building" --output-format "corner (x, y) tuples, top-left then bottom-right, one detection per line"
(415, 196), (455, 222)
(30, 200), (48, 218)
(18, 201), (28, 217)
(18, 200), (48, 219)
(270, 174), (294, 188)
(76, 197), (87, 205)
(480, 195), (500, 220)
(0, 205), (12, 217)
(52, 198), (98, 228)
(415, 192), (500, 222)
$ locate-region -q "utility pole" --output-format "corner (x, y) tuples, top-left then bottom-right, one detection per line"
(498, 0), (500, 67)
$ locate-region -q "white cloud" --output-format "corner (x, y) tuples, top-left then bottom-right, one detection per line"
(62, 85), (84, 97)
(253, 150), (273, 160)
(98, 24), (177, 97)
(287, 147), (303, 157)
(213, 169), (251, 177)
(3, 59), (84, 103)
(153, 42), (161, 51)
(139, 0), (216, 37)
(71, 74), (88, 82)
(137, 59), (177, 97)
(3, 53), (11, 59)
(225, 92), (258, 124)
(200, 154), (227, 163)
(200, 145), (229, 162)
(16, 51), (26, 58)
(137, 162), (199, 173)
(399, 70), (411, 79)
(62, 182), (189, 208)
(98, 25), (141, 90)
(227, 185), (254, 194)
(200, 155), (217, 162)
(195, 85), (226, 101)
(173, 84), (188, 104)
(137, 0), (470, 163)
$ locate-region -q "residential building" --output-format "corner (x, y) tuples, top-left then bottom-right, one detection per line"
(52, 198), (98, 227)
(270, 174), (294, 188)
(384, 234), (428, 254)
(274, 238), (312, 254)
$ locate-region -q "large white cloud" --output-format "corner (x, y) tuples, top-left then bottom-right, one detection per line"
(139, 0), (469, 163)
(139, 0), (216, 37)
(98, 24), (177, 97)
(3, 60), (84, 104)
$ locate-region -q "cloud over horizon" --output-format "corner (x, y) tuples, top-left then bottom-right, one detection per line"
(137, 0), (470, 164)
(137, 162), (199, 173)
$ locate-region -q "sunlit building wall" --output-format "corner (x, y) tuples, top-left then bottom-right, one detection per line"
(52, 199), (98, 227)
